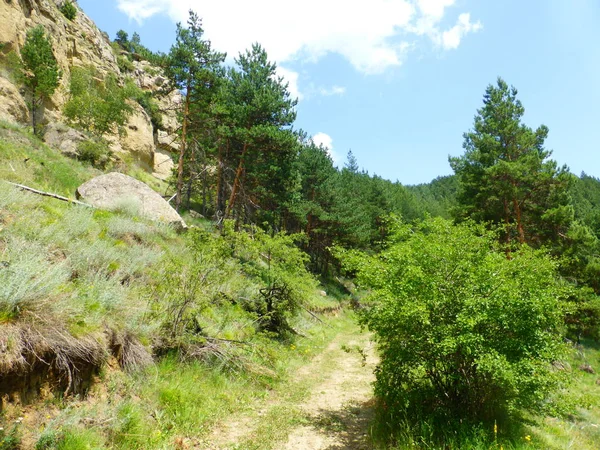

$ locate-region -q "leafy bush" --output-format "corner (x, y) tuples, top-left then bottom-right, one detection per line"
(77, 139), (112, 169)
(35, 430), (61, 449)
(60, 1), (77, 21)
(0, 424), (20, 450)
(223, 222), (318, 334)
(117, 55), (135, 73)
(343, 218), (568, 429)
(124, 79), (163, 129)
(64, 66), (133, 137)
(152, 228), (231, 344)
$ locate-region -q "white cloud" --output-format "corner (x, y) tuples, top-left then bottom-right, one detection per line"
(442, 13), (483, 50)
(118, 0), (418, 74)
(116, 0), (482, 87)
(312, 132), (340, 164)
(417, 0), (455, 20)
(319, 85), (346, 97)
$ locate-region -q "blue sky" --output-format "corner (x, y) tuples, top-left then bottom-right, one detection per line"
(78, 0), (600, 185)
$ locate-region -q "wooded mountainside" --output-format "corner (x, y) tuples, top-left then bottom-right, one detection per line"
(1, 3), (600, 449)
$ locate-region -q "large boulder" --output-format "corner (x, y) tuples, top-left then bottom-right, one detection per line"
(43, 122), (88, 158)
(76, 172), (186, 229)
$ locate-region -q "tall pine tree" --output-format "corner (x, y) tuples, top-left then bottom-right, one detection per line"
(164, 11), (226, 211)
(450, 77), (573, 252)
(219, 44), (297, 226)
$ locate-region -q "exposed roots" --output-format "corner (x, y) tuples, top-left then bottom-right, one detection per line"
(0, 323), (107, 404)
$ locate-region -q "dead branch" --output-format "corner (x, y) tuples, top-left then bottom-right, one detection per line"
(302, 306), (330, 327)
(2, 180), (93, 208)
(203, 336), (253, 346)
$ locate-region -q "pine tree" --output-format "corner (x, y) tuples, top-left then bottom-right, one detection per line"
(289, 138), (339, 272)
(220, 44), (297, 226)
(450, 78), (573, 252)
(19, 26), (61, 135)
(115, 30), (130, 50)
(165, 10), (226, 212)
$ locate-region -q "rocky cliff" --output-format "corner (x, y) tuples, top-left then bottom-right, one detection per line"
(0, 0), (179, 179)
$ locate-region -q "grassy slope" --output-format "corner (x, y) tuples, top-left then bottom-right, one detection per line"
(0, 122), (344, 449)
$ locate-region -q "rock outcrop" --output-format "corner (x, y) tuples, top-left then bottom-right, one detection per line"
(0, 76), (28, 124)
(42, 122), (88, 158)
(0, 0), (180, 179)
(115, 102), (156, 169)
(152, 149), (175, 181)
(76, 172), (186, 229)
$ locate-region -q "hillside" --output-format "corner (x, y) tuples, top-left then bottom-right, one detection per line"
(0, 121), (351, 448)
(1, 2), (600, 450)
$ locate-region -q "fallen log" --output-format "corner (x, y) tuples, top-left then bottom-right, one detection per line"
(2, 180), (93, 208)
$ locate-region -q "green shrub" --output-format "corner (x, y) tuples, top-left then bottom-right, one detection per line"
(42, 428), (104, 450)
(222, 222), (318, 334)
(117, 54), (135, 73)
(60, 1), (77, 21)
(124, 79), (163, 129)
(64, 66), (132, 137)
(0, 238), (70, 321)
(343, 218), (568, 431)
(77, 139), (112, 169)
(152, 228), (231, 343)
(35, 430), (61, 449)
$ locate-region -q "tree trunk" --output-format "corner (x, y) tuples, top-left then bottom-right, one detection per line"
(31, 95), (38, 136)
(224, 142), (248, 219)
(201, 150), (208, 216)
(186, 144), (196, 209)
(216, 139), (226, 215)
(175, 81), (191, 212)
(504, 198), (512, 260)
(306, 187), (315, 235)
(513, 197), (525, 244)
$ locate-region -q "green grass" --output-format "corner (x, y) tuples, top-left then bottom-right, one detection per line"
(0, 124), (342, 448)
(0, 121), (98, 196)
(521, 341), (600, 450)
(15, 315), (344, 450)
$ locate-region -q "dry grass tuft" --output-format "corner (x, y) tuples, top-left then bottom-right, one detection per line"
(107, 329), (153, 372)
(0, 322), (107, 400)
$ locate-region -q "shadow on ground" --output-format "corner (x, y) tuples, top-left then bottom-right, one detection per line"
(307, 398), (376, 450)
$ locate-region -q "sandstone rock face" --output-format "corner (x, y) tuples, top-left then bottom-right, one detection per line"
(43, 122), (88, 158)
(156, 130), (179, 153)
(0, 0), (119, 122)
(0, 0), (183, 179)
(76, 172), (186, 229)
(152, 149), (175, 181)
(0, 76), (28, 124)
(117, 102), (155, 169)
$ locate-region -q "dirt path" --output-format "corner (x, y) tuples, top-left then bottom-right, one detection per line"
(203, 328), (378, 449)
(282, 334), (378, 450)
